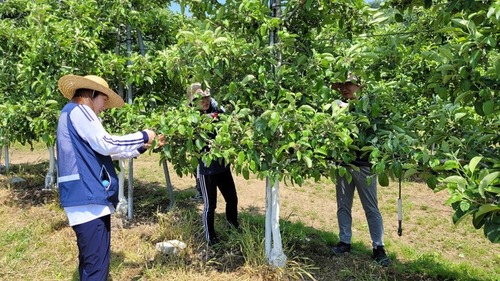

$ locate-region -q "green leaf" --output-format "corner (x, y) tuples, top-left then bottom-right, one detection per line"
(460, 201), (471, 212)
(178, 125), (186, 135)
(403, 168), (418, 179)
(484, 214), (500, 243)
(427, 176), (438, 190)
(305, 0), (312, 10)
(443, 175), (467, 185)
(474, 101), (485, 116)
(378, 172), (389, 187)
(237, 151), (245, 165)
(303, 156), (312, 168)
(472, 212), (487, 229)
(395, 13), (403, 22)
(241, 75), (255, 84)
(453, 207), (473, 225)
(468, 156), (482, 174)
(436, 64), (455, 72)
(476, 204), (500, 218)
(45, 100), (58, 105)
(298, 105), (316, 113)
(370, 16), (389, 25)
(242, 167), (249, 180)
(443, 160), (459, 170)
(484, 36), (497, 47)
(454, 91), (473, 104)
(213, 37), (228, 44)
(482, 100), (494, 116)
(479, 172), (500, 195)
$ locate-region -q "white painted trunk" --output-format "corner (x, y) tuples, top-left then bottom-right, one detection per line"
(265, 177), (287, 267)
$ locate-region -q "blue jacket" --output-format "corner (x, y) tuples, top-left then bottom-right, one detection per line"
(57, 103), (146, 207)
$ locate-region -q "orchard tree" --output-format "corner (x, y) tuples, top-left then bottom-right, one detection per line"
(1, 0), (498, 244)
(361, 0), (500, 242)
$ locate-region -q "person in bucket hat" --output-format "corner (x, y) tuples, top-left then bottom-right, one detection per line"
(329, 73), (391, 267)
(187, 82), (239, 246)
(331, 73), (362, 107)
(186, 83), (221, 202)
(56, 74), (157, 280)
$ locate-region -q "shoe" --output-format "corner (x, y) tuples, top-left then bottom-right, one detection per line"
(372, 246), (390, 266)
(330, 241), (351, 256)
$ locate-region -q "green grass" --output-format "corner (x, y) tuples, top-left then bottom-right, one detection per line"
(1, 143), (499, 281)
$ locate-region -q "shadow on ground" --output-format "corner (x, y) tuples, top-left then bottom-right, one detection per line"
(0, 161), (488, 281)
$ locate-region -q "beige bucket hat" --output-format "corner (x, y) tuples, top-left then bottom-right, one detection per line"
(187, 82), (210, 102)
(58, 74), (124, 109)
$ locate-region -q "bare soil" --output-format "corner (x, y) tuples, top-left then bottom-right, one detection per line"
(2, 144), (499, 281)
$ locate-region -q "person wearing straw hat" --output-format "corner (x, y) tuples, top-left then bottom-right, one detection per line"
(330, 73), (390, 267)
(187, 82), (239, 246)
(56, 74), (156, 280)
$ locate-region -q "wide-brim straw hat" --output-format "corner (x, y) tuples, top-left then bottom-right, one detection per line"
(58, 74), (124, 109)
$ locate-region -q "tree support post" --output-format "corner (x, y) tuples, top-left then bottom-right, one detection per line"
(3, 143), (10, 174)
(161, 159), (175, 211)
(116, 159), (128, 216)
(127, 158), (134, 219)
(43, 145), (57, 190)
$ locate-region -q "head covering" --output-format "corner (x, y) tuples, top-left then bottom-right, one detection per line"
(58, 74), (124, 109)
(331, 72), (362, 91)
(345, 72), (360, 84)
(187, 82), (210, 102)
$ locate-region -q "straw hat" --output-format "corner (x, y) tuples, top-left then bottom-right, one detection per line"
(58, 74), (124, 109)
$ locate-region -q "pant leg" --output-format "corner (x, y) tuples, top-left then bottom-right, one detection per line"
(351, 166), (384, 248)
(72, 215), (111, 281)
(194, 166), (201, 194)
(199, 174), (218, 241)
(215, 170), (239, 228)
(336, 170), (356, 244)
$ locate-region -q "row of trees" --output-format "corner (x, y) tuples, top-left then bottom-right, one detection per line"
(1, 0), (498, 243)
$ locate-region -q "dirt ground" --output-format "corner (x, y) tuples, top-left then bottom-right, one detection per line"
(2, 144), (500, 280)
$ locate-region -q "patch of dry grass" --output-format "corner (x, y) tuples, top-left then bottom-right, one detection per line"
(1, 144), (499, 281)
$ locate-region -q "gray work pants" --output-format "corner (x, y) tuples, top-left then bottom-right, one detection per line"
(336, 166), (384, 248)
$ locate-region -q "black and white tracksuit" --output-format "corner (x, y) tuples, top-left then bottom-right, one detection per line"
(197, 100), (239, 242)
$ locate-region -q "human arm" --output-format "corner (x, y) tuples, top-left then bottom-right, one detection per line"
(70, 104), (155, 156)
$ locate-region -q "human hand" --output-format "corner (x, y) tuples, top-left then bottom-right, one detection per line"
(143, 129), (156, 144)
(156, 134), (166, 148)
(151, 134), (166, 153)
